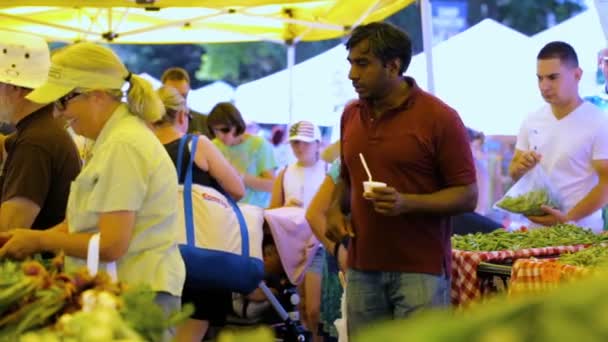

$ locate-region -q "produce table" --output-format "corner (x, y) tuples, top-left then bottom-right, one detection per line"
(508, 258), (589, 296)
(451, 245), (588, 306)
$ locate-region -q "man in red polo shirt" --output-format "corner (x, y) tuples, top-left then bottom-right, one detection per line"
(327, 22), (477, 336)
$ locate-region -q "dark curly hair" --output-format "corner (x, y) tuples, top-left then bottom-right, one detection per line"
(346, 22), (412, 74)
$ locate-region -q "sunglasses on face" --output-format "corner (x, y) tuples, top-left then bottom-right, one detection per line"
(213, 126), (232, 134)
(54, 92), (83, 111)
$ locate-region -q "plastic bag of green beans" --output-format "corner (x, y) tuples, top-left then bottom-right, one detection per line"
(494, 165), (561, 216)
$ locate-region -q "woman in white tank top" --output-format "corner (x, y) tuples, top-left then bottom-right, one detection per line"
(269, 120), (327, 341)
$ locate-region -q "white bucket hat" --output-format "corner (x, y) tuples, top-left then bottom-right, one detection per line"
(0, 30), (50, 89)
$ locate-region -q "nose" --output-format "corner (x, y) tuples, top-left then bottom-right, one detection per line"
(348, 66), (358, 81)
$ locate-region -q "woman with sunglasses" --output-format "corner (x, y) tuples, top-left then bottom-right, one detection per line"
(153, 86), (245, 342)
(0, 42), (185, 340)
(207, 102), (277, 208)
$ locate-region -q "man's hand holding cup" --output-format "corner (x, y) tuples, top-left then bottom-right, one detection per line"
(363, 181), (407, 216)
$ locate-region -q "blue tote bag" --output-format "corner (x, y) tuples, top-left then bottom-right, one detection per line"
(176, 134), (264, 293)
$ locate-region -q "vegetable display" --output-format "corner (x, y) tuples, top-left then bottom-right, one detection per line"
(0, 258), (192, 341)
(558, 245), (608, 267)
(452, 224), (608, 252)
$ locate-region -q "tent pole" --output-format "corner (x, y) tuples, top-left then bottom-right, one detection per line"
(287, 42), (296, 124)
(420, 0), (435, 94)
(595, 0), (608, 43)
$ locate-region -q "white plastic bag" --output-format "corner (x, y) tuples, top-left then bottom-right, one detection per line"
(494, 165), (561, 216)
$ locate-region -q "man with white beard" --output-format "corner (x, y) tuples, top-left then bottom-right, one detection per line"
(0, 31), (80, 232)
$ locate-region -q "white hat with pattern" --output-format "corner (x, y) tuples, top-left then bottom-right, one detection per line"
(0, 30), (50, 89)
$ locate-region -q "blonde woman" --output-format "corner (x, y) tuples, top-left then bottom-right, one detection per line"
(153, 86), (244, 342)
(0, 42), (185, 340)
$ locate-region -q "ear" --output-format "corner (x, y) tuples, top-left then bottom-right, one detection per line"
(177, 110), (187, 125)
(574, 67), (583, 81)
(386, 58), (402, 77)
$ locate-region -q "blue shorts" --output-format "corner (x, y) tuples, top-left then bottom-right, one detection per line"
(308, 246), (325, 274)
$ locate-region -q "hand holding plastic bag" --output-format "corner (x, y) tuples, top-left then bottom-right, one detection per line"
(495, 165), (561, 216)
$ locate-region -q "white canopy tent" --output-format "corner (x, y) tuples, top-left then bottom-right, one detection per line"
(531, 9), (606, 97)
(234, 43), (354, 126)
(238, 19), (542, 135)
(406, 19), (543, 135)
(188, 80), (236, 114)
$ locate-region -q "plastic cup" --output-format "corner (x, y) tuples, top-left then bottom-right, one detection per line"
(363, 181), (387, 194)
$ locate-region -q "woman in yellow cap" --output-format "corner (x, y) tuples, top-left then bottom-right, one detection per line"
(0, 42), (185, 340)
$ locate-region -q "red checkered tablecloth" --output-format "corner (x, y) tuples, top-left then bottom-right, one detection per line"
(508, 258), (590, 296)
(451, 244), (588, 306)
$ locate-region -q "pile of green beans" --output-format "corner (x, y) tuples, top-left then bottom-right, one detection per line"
(558, 245), (608, 267)
(452, 224), (608, 252)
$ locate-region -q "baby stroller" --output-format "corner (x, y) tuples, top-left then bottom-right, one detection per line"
(223, 231), (312, 342)
(222, 204), (321, 342)
(264, 206), (321, 342)
(259, 281), (310, 342)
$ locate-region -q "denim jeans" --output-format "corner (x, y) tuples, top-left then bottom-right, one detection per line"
(346, 269), (450, 338)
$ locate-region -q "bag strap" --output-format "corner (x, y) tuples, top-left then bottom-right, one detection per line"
(87, 233), (118, 282)
(176, 135), (188, 183)
(178, 134), (250, 257)
(182, 134), (198, 246)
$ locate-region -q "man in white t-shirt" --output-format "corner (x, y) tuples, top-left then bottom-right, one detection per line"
(509, 41), (608, 233)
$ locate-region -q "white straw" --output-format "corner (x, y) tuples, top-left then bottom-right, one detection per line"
(359, 153), (372, 181)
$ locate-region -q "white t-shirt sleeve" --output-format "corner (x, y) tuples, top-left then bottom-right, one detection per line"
(515, 117), (530, 152)
(592, 119), (608, 160)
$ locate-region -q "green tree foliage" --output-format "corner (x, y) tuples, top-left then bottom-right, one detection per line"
(385, 4), (424, 55)
(111, 44), (207, 88)
(197, 39), (344, 86)
(197, 42), (287, 85)
(467, 0), (585, 35)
